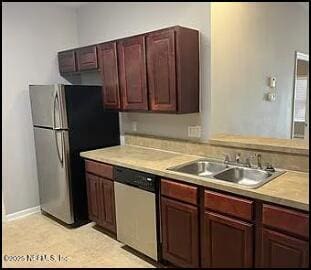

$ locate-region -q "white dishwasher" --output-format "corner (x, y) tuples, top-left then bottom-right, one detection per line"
(114, 167), (159, 261)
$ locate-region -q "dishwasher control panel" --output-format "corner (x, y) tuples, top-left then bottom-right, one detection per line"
(114, 167), (157, 193)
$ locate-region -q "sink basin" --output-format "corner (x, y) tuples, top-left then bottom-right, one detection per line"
(168, 159), (285, 189)
(213, 167), (274, 188)
(169, 160), (228, 177)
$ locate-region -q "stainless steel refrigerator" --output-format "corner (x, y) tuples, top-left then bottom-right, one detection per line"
(29, 84), (119, 225)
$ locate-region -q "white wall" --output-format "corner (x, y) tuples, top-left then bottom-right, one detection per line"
(77, 2), (309, 140)
(211, 2), (309, 138)
(2, 2), (79, 214)
(77, 2), (211, 142)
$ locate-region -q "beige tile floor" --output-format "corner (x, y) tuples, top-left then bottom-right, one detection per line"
(2, 213), (155, 268)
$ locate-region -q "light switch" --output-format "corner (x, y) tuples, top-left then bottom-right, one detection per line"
(269, 77), (277, 88)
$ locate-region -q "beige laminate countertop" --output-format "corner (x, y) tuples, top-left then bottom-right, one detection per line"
(80, 145), (309, 212)
(209, 134), (309, 155)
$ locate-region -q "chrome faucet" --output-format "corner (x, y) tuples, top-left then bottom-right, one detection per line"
(224, 154), (230, 164)
(256, 154), (262, 169)
(224, 153), (252, 168)
(235, 153), (241, 164)
(245, 157), (252, 168)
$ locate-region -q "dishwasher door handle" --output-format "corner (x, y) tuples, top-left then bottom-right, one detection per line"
(115, 180), (140, 189)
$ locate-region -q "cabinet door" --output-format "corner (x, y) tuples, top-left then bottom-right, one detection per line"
(76, 46), (98, 71)
(97, 178), (116, 233)
(98, 42), (121, 109)
(202, 211), (253, 268)
(147, 29), (176, 112)
(118, 36), (148, 111)
(58, 50), (76, 74)
(261, 228), (309, 268)
(161, 197), (199, 268)
(85, 173), (100, 222)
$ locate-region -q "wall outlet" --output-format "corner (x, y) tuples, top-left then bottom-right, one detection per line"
(265, 91), (276, 102)
(188, 126), (201, 138)
(132, 121), (137, 132)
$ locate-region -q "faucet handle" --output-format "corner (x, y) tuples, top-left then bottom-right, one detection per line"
(255, 153), (262, 169)
(265, 163), (275, 172)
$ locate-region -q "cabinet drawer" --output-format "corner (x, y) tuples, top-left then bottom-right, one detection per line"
(204, 190), (253, 221)
(85, 160), (113, 179)
(262, 204), (309, 239)
(161, 179), (198, 205)
(76, 46), (98, 71)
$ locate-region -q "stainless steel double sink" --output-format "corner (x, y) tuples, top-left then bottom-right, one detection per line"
(167, 159), (285, 189)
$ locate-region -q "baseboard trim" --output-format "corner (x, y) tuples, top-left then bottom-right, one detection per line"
(5, 206), (41, 222)
(120, 134), (125, 145)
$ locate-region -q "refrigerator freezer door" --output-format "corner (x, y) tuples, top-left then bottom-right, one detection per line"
(33, 127), (74, 224)
(29, 84), (68, 129)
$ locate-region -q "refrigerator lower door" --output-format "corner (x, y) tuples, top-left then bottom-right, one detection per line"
(33, 127), (74, 224)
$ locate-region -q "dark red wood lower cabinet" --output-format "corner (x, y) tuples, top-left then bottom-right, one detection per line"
(86, 173), (100, 222)
(202, 211), (253, 268)
(161, 197), (199, 268)
(97, 178), (116, 233)
(86, 173), (116, 234)
(261, 228), (309, 268)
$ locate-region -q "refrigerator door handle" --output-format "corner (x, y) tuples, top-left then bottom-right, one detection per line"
(53, 91), (64, 167)
(53, 90), (58, 129)
(54, 130), (64, 167)
(61, 131), (65, 165)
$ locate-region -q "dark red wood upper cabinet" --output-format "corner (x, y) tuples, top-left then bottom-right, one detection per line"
(58, 50), (76, 74)
(58, 26), (199, 113)
(146, 26), (199, 113)
(117, 36), (148, 111)
(161, 197), (199, 268)
(97, 42), (121, 109)
(261, 228), (309, 268)
(202, 211), (254, 268)
(146, 29), (176, 112)
(76, 46), (98, 71)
